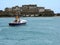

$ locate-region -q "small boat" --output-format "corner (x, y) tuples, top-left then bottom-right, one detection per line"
(9, 20), (27, 26)
(9, 15), (27, 26)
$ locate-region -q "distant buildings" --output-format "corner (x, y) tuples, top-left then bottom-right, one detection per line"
(0, 4), (60, 17)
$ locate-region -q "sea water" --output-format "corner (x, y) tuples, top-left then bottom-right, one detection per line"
(0, 17), (60, 45)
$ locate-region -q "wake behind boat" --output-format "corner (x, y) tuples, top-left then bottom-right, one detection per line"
(9, 15), (27, 26)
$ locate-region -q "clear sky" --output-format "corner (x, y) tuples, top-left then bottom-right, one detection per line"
(0, 0), (60, 13)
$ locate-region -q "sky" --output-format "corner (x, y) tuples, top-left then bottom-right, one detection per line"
(0, 0), (60, 13)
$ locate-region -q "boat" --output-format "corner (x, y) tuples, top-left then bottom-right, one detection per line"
(9, 15), (27, 26)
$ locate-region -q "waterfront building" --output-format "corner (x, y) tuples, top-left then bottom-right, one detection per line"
(21, 4), (45, 17)
(43, 9), (54, 16)
(55, 13), (60, 16)
(37, 7), (45, 12)
(12, 6), (20, 11)
(21, 5), (38, 16)
(0, 10), (3, 15)
(12, 6), (21, 16)
(2, 4), (57, 17)
(5, 8), (12, 12)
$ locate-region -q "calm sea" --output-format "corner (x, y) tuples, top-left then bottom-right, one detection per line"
(0, 17), (60, 45)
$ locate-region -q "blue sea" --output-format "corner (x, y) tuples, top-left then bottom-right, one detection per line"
(0, 17), (60, 45)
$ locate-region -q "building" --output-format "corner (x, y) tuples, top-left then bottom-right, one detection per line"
(21, 5), (38, 16)
(12, 6), (21, 16)
(3, 4), (55, 17)
(55, 13), (60, 16)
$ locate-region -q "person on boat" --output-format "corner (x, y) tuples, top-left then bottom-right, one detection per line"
(14, 20), (18, 22)
(14, 15), (20, 23)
